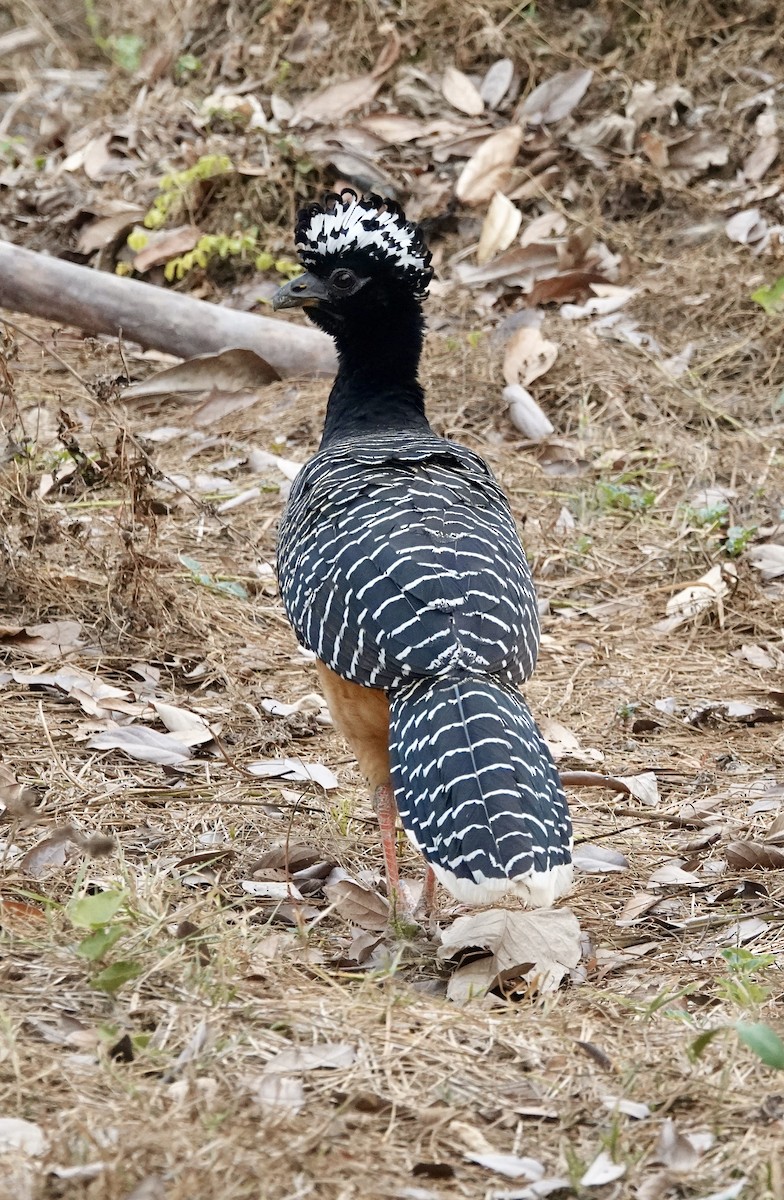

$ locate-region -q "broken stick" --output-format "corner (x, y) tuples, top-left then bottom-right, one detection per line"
(0, 239), (336, 378)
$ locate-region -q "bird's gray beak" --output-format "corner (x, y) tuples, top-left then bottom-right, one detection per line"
(272, 272), (329, 311)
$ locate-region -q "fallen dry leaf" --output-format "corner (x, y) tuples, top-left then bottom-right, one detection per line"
(457, 241), (559, 287)
(123, 348), (279, 400)
(560, 285), (636, 319)
(617, 892), (661, 926)
(266, 1043), (355, 1072)
(503, 327), (558, 388)
(19, 830), (71, 878)
(245, 758), (339, 789)
(615, 772), (660, 807)
(0, 1118), (47, 1156)
(0, 620), (85, 659)
(540, 719), (603, 765)
(743, 135), (780, 181)
(439, 907), (582, 1000)
(77, 207), (146, 254)
(747, 543), (784, 581)
(725, 841), (784, 870)
(653, 564), (736, 633)
(667, 131), (728, 172)
(477, 192), (521, 264)
(647, 861), (701, 887)
(246, 447), (303, 482)
(465, 1151), (544, 1180)
(441, 65), (484, 116)
(150, 700), (214, 746)
(651, 1119), (712, 1173)
(726, 208), (768, 245)
(580, 1151), (626, 1187)
(132, 225), (201, 274)
(455, 126), (522, 205)
(290, 75), (381, 126)
(504, 385), (555, 441)
(520, 68), (593, 125)
(87, 726), (193, 765)
(252, 1073), (304, 1114)
(573, 844), (628, 874)
(480, 58), (515, 110)
(0, 763), (39, 818)
(240, 879), (305, 901)
(359, 114), (429, 144)
(9, 667), (142, 721)
(323, 872), (390, 931)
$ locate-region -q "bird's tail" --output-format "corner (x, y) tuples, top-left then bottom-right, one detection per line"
(388, 676), (572, 905)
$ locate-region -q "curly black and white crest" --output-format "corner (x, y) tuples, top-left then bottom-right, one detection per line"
(295, 190), (434, 298)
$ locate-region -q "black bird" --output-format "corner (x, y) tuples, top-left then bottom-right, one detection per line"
(272, 191), (572, 911)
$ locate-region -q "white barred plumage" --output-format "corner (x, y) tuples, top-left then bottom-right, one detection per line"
(274, 193), (572, 908)
(278, 431), (573, 904)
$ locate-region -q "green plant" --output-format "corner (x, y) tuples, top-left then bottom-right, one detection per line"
(68, 888), (142, 994)
(724, 524), (757, 557)
(142, 154), (233, 231)
(595, 480), (655, 514)
(0, 136), (25, 166)
(163, 230), (301, 283)
(690, 947), (784, 1069)
(751, 276), (784, 315)
(84, 0), (144, 71)
(716, 947), (775, 1006)
(175, 53), (202, 81)
(179, 555), (250, 600)
(685, 500), (729, 529)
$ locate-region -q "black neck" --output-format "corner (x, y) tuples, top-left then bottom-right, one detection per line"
(314, 295), (431, 447)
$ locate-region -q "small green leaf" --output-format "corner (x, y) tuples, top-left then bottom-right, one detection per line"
(214, 579), (249, 600)
(108, 33), (144, 73)
(69, 889), (127, 929)
(91, 960), (142, 994)
(77, 924), (127, 962)
(751, 277), (784, 315)
(736, 1021), (784, 1068)
(689, 1027), (724, 1060)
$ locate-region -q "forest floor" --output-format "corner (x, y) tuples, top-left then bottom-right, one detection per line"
(1, 2), (784, 1198)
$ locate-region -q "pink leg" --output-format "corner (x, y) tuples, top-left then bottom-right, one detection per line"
(420, 866), (437, 916)
(372, 783), (401, 893)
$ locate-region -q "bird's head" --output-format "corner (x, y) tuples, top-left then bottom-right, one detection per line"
(272, 191), (433, 337)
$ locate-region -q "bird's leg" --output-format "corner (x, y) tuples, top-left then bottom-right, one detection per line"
(372, 783), (411, 916)
(417, 865), (438, 918)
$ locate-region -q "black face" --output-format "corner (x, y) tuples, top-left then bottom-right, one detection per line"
(271, 252), (419, 338)
(324, 266), (367, 300)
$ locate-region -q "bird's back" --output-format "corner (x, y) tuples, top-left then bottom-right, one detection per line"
(278, 430), (540, 693)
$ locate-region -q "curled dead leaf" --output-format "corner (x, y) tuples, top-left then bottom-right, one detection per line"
(503, 327), (558, 388)
(520, 68), (593, 125)
(504, 385), (555, 441)
(477, 192), (521, 264)
(480, 58), (515, 110)
(725, 841), (784, 870)
(324, 871), (390, 931)
(439, 907), (582, 1001)
(123, 348), (279, 400)
(456, 126), (522, 205)
(290, 75), (382, 126)
(441, 65), (484, 116)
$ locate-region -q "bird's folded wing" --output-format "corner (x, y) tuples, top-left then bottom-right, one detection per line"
(279, 453), (539, 689)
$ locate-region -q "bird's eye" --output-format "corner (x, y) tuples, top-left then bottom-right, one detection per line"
(330, 269), (356, 291)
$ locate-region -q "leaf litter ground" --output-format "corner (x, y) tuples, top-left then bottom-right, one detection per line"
(1, 3), (784, 1198)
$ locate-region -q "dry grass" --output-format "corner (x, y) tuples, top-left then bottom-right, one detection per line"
(2, 1), (784, 1197)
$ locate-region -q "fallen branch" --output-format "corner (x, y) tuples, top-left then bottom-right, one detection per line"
(0, 239), (336, 378)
